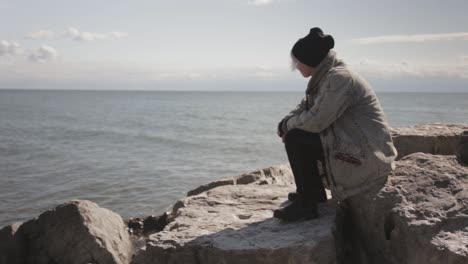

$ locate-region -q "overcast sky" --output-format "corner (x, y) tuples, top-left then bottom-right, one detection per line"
(1, 0), (467, 91)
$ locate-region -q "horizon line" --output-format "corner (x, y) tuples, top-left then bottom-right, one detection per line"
(1, 88), (468, 93)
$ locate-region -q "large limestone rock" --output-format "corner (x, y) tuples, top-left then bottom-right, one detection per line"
(0, 200), (133, 264)
(391, 123), (468, 159)
(133, 166), (336, 264)
(349, 153), (468, 264)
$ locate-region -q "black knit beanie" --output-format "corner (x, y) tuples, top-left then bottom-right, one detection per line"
(291, 27), (335, 67)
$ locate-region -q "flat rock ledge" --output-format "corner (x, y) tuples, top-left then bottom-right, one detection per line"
(132, 182), (336, 264)
(391, 123), (468, 159)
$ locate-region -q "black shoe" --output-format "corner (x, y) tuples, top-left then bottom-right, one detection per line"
(288, 192), (299, 202)
(273, 199), (319, 221)
(288, 191), (328, 203)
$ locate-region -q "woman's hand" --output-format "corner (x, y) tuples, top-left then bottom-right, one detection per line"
(277, 118), (290, 143)
(277, 120), (285, 138)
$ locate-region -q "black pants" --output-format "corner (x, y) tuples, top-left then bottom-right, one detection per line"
(284, 129), (327, 203)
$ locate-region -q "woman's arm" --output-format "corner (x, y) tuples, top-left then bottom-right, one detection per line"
(286, 72), (354, 133)
(285, 97), (307, 119)
(277, 97), (307, 137)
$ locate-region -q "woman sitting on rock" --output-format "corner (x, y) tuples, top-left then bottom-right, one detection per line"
(274, 27), (398, 221)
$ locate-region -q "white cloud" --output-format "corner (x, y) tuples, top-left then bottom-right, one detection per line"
(0, 40), (22, 56)
(251, 0), (273, 5)
(28, 45), (58, 62)
(1, 58), (467, 89)
(359, 58), (371, 66)
(0, 60), (296, 84)
(254, 70), (275, 79)
(64, 27), (128, 41)
(144, 66), (290, 82)
(109, 31), (129, 39)
(22, 28), (129, 42)
(350, 58), (468, 80)
(350, 32), (468, 45)
(248, 0), (293, 6)
(25, 30), (55, 39)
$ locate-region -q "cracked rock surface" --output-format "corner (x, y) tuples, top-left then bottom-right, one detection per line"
(349, 153), (468, 264)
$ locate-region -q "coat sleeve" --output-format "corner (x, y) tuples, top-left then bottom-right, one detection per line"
(284, 96), (307, 120)
(277, 97), (307, 137)
(286, 73), (354, 133)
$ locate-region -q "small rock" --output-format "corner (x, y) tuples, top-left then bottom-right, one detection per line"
(143, 212), (169, 235)
(128, 217), (144, 230)
(127, 217), (144, 236)
(187, 178), (235, 197)
(235, 173), (260, 184)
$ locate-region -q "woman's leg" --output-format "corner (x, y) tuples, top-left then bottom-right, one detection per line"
(284, 128), (325, 204)
(274, 129), (326, 221)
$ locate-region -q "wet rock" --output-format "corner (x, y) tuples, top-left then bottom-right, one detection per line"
(143, 212), (169, 235)
(128, 217), (144, 230)
(391, 123), (468, 159)
(348, 153), (468, 264)
(0, 200), (133, 264)
(127, 217), (144, 236)
(127, 213), (169, 238)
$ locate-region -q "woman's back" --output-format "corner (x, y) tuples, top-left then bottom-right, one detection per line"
(320, 62), (397, 199)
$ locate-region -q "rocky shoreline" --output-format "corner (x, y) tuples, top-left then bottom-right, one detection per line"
(1, 123), (467, 264)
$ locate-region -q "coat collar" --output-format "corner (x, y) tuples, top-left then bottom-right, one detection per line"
(306, 51), (344, 94)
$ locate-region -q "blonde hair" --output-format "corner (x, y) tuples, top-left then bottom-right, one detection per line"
(290, 51), (299, 71)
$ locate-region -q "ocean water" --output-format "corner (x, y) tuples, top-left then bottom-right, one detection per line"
(0, 90), (467, 227)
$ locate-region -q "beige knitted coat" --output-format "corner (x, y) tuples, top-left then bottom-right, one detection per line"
(283, 51), (398, 200)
